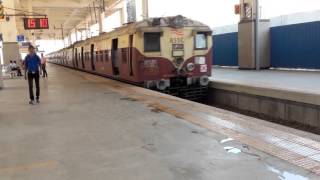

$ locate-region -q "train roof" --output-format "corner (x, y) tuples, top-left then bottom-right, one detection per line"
(48, 15), (212, 55)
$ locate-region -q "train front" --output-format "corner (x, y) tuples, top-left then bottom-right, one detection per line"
(138, 15), (212, 100)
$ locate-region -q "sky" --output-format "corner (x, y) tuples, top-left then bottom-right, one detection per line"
(148, 0), (320, 27)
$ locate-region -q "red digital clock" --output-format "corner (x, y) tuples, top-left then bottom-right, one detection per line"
(23, 18), (49, 30)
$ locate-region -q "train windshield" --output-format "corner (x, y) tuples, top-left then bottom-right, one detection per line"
(195, 32), (207, 50)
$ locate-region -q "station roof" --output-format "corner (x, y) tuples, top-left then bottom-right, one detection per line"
(13, 0), (119, 40)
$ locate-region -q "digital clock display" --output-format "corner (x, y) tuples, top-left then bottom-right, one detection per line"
(23, 18), (49, 30)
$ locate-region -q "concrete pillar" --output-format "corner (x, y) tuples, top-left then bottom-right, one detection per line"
(239, 0), (257, 21)
(86, 22), (90, 38)
(0, 48), (3, 88)
(126, 0), (136, 23)
(142, 0), (149, 20)
(75, 28), (78, 42)
(27, 0), (36, 45)
(0, 63), (3, 88)
(120, 8), (125, 25)
(0, 0), (20, 66)
(68, 34), (72, 45)
(99, 12), (105, 34)
(238, 0), (270, 70)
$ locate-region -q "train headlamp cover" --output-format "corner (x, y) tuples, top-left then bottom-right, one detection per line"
(170, 15), (184, 27)
(186, 63), (195, 72)
(195, 57), (206, 65)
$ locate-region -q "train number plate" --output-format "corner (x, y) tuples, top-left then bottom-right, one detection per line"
(173, 44), (184, 50)
(170, 38), (184, 44)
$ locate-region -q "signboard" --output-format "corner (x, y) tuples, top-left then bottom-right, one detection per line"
(20, 42), (31, 48)
(17, 35), (25, 42)
(23, 18), (49, 30)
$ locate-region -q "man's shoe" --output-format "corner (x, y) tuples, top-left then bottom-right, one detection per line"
(36, 99), (40, 104)
(29, 100), (35, 105)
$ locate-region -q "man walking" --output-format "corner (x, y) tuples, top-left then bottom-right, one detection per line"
(24, 45), (41, 105)
(41, 53), (48, 78)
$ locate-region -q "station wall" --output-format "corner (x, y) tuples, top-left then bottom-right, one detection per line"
(271, 21), (320, 69)
(213, 21), (320, 69)
(212, 32), (238, 66)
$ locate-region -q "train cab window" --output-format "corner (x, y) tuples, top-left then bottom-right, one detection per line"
(144, 32), (161, 52)
(195, 32), (207, 50)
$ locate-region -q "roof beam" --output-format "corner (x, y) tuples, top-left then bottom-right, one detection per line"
(28, 0), (89, 8)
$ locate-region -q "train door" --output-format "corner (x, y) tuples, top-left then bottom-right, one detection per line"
(75, 48), (78, 68)
(111, 38), (119, 76)
(90, 44), (95, 71)
(129, 35), (134, 76)
(81, 47), (85, 69)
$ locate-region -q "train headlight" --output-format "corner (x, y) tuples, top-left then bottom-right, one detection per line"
(170, 15), (184, 28)
(186, 63), (195, 72)
(200, 76), (210, 86)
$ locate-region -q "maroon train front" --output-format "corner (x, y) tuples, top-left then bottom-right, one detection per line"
(48, 15), (212, 100)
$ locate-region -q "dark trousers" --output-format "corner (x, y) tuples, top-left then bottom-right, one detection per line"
(17, 68), (22, 76)
(28, 72), (40, 101)
(12, 68), (22, 76)
(42, 65), (48, 77)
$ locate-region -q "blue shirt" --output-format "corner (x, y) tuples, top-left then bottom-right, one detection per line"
(25, 54), (41, 72)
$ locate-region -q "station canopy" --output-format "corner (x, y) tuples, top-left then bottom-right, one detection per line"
(14, 0), (118, 40)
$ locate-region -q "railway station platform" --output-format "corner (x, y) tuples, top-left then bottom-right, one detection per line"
(0, 64), (320, 179)
(209, 67), (320, 131)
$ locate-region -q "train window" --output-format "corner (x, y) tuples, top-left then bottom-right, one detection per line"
(144, 33), (161, 52)
(195, 32), (207, 50)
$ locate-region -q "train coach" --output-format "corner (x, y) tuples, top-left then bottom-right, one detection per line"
(48, 15), (212, 100)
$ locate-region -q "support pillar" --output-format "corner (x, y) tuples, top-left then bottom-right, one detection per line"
(68, 34), (72, 46)
(86, 22), (90, 38)
(27, 0), (35, 45)
(126, 0), (136, 23)
(99, 12), (105, 34)
(142, 0), (149, 20)
(238, 0), (270, 70)
(75, 28), (78, 42)
(0, 0), (20, 66)
(120, 8), (125, 25)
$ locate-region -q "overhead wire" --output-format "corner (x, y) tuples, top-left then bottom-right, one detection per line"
(2, 6), (45, 16)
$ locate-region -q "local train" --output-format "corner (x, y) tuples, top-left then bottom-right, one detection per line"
(48, 15), (212, 100)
